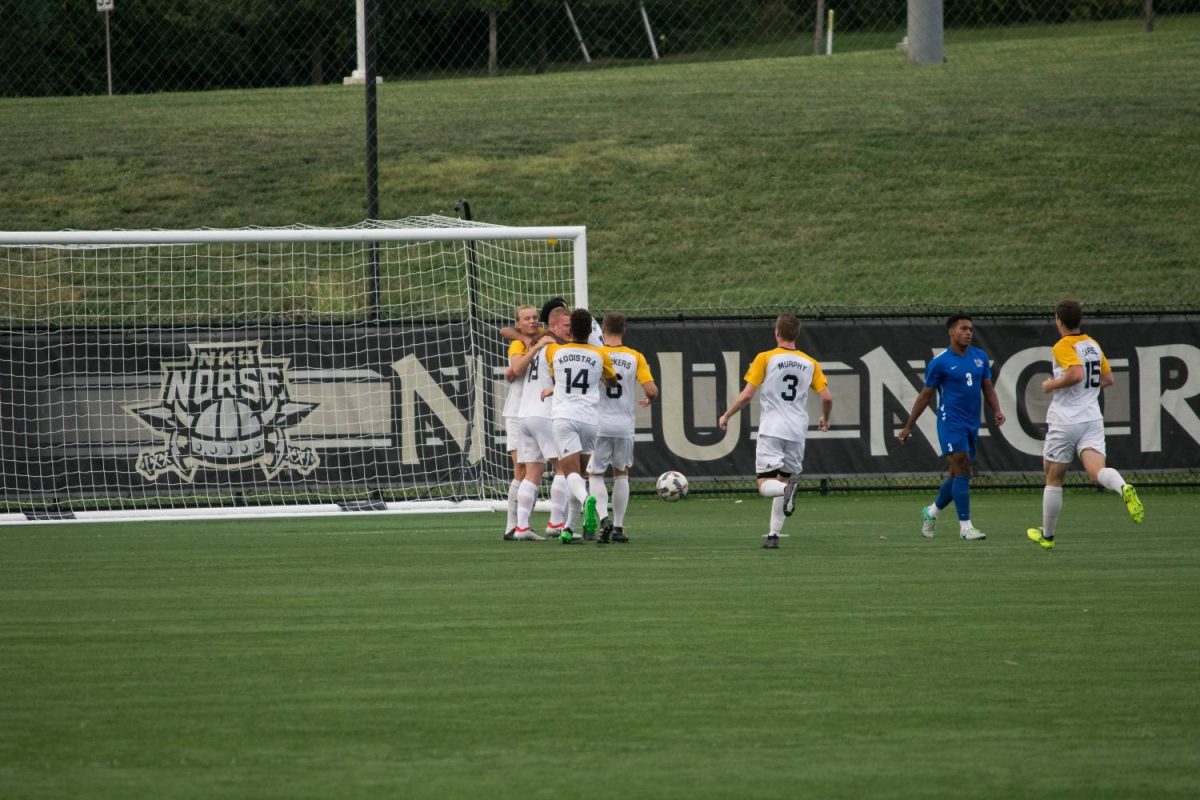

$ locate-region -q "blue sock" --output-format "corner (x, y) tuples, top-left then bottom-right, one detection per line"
(934, 478), (953, 511)
(952, 476), (971, 521)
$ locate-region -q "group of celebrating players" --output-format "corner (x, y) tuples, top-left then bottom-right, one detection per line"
(499, 297), (1144, 550)
(499, 298), (657, 544)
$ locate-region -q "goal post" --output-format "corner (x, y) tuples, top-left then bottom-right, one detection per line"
(0, 217), (587, 524)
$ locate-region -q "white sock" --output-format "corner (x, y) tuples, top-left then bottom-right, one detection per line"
(506, 479), (521, 530)
(1097, 467), (1125, 494)
(566, 496), (581, 530)
(927, 503), (940, 519)
(612, 476), (630, 527)
(760, 479), (786, 498)
(567, 472), (590, 505)
(1042, 485), (1063, 538)
(769, 497), (785, 536)
(959, 519), (974, 533)
(589, 475), (609, 520)
(516, 480), (539, 530)
(549, 474), (568, 527)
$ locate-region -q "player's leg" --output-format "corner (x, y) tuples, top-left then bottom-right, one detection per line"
(504, 422), (525, 539)
(755, 435), (786, 548)
(945, 431), (983, 539)
(515, 459), (546, 540)
(605, 438), (635, 543)
(1078, 420), (1142, 523)
(588, 438), (613, 533)
(780, 438), (806, 518)
(1029, 424), (1073, 548)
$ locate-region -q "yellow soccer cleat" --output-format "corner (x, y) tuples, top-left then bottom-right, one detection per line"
(1026, 527), (1055, 550)
(1122, 484), (1144, 524)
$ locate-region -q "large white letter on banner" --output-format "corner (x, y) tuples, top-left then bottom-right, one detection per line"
(1137, 344), (1200, 453)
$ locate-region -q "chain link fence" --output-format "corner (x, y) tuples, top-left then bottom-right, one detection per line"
(3, 0), (1195, 95)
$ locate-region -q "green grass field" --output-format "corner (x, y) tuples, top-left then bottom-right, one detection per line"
(3, 492), (1198, 799)
(2, 19), (1198, 314)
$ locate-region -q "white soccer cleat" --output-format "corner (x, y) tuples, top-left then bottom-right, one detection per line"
(515, 530), (545, 541)
(959, 526), (987, 541)
(921, 506), (936, 539)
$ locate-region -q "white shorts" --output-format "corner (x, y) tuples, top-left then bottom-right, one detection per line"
(588, 435), (634, 474)
(503, 416), (521, 453)
(1044, 419), (1106, 464)
(553, 418), (596, 458)
(755, 434), (806, 476)
(518, 416), (559, 464)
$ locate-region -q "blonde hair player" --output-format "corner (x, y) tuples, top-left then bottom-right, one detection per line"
(510, 306), (571, 541)
(500, 305), (543, 541)
(1026, 299), (1144, 550)
(588, 312), (658, 544)
(717, 314), (832, 550)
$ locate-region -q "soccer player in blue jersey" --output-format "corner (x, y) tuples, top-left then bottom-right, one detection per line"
(896, 313), (1006, 540)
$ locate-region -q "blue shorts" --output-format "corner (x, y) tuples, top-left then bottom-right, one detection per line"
(937, 423), (977, 460)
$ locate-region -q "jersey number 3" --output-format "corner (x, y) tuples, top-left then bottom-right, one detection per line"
(780, 374), (799, 402)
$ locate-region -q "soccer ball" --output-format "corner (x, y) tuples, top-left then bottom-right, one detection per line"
(656, 470), (688, 502)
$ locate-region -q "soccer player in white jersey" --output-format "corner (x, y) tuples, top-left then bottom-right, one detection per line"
(717, 314), (832, 550)
(542, 308), (617, 544)
(511, 307), (570, 541)
(500, 305), (543, 540)
(588, 312), (658, 544)
(1026, 300), (1144, 550)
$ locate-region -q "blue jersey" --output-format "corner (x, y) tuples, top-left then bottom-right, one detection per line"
(924, 346), (991, 431)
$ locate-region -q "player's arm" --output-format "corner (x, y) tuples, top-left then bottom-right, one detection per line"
(505, 336), (548, 381)
(638, 379), (659, 407)
(600, 353), (618, 387)
(980, 377), (1006, 426)
(1041, 364), (1083, 393)
(897, 387), (936, 443)
(499, 324), (539, 346)
(718, 383), (758, 430)
(816, 387), (833, 432)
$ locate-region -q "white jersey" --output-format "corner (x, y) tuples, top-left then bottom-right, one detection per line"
(515, 344), (554, 420)
(596, 345), (654, 438)
(500, 338), (528, 419)
(588, 317), (604, 347)
(743, 347), (828, 442)
(545, 341), (616, 423)
(1046, 333), (1110, 426)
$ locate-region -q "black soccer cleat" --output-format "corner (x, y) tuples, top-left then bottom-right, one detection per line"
(762, 534), (780, 549)
(611, 527), (629, 543)
(503, 528), (516, 541)
(782, 476), (800, 517)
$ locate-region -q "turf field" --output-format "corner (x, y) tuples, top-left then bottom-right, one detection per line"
(2, 492), (1198, 799)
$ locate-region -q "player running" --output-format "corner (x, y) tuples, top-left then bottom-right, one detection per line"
(717, 314), (832, 550)
(1026, 300), (1143, 550)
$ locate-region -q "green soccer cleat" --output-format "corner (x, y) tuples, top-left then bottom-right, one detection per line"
(1026, 526), (1055, 550)
(560, 529), (574, 544)
(582, 495), (599, 536)
(1122, 484), (1144, 524)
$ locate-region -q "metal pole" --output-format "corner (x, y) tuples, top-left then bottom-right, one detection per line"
(906, 0), (944, 65)
(1143, 0), (1155, 32)
(105, 11), (113, 96)
(813, 0), (825, 57)
(564, 3), (591, 64)
(364, 0), (380, 319)
(455, 199), (485, 500)
(639, 3), (660, 60)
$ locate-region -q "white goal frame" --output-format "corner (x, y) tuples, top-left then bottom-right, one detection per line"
(0, 222), (587, 525)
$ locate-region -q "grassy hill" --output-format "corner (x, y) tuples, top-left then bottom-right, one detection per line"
(1, 19), (1198, 315)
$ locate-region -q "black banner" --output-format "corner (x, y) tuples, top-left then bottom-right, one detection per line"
(1, 316), (1196, 502)
(627, 316), (1200, 480)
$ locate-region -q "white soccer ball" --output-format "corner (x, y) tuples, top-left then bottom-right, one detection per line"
(656, 470), (689, 502)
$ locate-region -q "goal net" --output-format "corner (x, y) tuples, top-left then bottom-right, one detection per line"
(0, 217), (586, 523)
